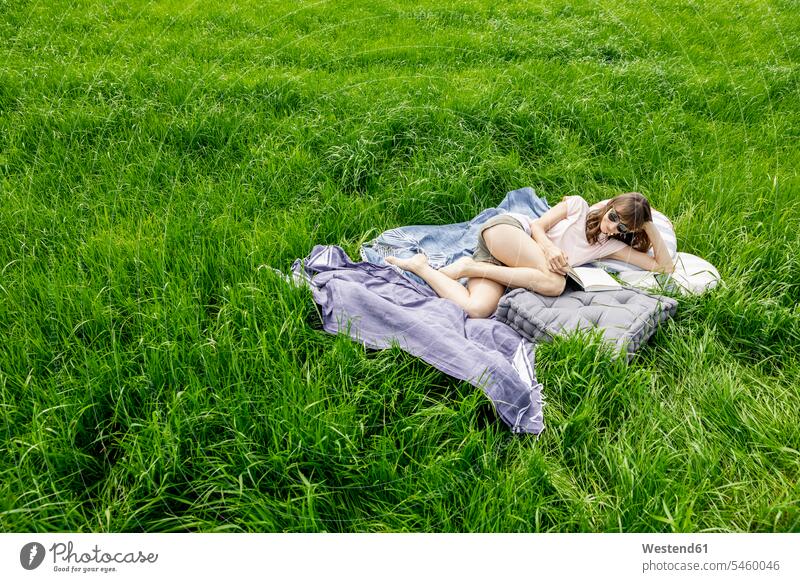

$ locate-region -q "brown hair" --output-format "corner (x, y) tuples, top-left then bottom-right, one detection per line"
(584, 192), (653, 252)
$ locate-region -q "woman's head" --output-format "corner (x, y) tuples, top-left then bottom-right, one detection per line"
(586, 192), (652, 252)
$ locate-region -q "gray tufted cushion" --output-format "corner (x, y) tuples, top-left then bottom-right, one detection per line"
(496, 286), (678, 360)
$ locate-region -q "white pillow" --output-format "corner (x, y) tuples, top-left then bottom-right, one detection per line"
(591, 209), (678, 272)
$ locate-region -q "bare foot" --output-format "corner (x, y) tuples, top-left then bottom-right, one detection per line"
(385, 253), (429, 273)
(439, 256), (476, 279)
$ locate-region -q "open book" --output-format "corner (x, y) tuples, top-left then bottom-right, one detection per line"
(565, 266), (622, 292)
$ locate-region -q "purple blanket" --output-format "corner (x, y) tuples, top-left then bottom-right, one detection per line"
(290, 245), (544, 434)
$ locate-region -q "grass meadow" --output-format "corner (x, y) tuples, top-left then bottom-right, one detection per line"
(1, 0), (799, 532)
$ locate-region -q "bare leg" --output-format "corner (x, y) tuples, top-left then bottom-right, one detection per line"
(386, 254), (470, 303)
(459, 260), (551, 290)
(385, 254), (505, 317)
(443, 225), (566, 296)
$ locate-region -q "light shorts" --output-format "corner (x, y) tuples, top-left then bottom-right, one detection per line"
(472, 214), (528, 265)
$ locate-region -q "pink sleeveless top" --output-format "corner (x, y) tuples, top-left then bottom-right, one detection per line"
(545, 196), (629, 267)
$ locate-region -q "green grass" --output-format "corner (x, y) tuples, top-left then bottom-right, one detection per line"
(1, 0), (799, 532)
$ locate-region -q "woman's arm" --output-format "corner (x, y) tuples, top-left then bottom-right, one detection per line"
(645, 222), (675, 273)
(604, 222), (675, 273)
(529, 201), (568, 248)
(529, 201), (570, 274)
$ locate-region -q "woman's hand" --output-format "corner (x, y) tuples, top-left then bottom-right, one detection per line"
(543, 245), (569, 275)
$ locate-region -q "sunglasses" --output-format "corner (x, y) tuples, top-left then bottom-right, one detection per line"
(607, 208), (632, 234)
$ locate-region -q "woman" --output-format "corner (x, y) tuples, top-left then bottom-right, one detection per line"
(385, 192), (675, 318)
